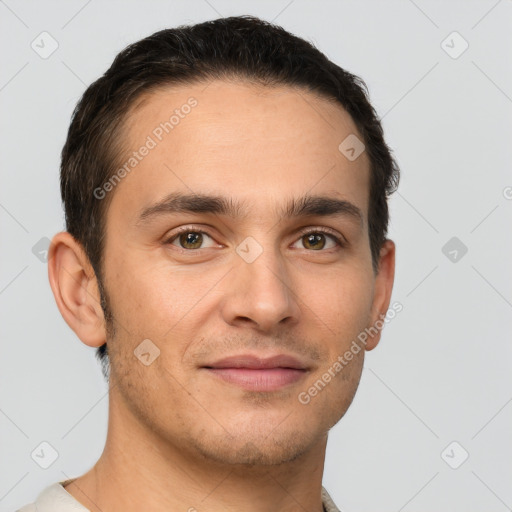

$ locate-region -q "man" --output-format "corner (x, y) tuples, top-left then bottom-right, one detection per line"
(19, 15), (398, 512)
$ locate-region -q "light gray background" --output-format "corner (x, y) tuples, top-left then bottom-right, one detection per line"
(1, 1), (511, 511)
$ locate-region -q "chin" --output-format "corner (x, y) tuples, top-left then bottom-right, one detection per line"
(190, 422), (324, 467)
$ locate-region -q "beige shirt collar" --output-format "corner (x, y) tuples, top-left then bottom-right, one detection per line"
(18, 479), (340, 512)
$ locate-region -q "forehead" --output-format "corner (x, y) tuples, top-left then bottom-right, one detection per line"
(107, 79), (370, 228)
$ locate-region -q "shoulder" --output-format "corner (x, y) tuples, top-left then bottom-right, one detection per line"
(16, 504), (36, 512)
(321, 486), (341, 512)
(16, 480), (90, 512)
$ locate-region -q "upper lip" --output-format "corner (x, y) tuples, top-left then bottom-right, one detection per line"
(203, 354), (309, 370)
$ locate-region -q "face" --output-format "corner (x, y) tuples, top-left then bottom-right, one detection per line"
(100, 79), (385, 466)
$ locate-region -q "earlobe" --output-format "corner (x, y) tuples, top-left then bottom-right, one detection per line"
(47, 232), (107, 348)
(365, 239), (396, 351)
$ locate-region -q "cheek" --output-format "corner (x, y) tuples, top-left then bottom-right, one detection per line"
(307, 268), (371, 420)
(304, 264), (374, 343)
(105, 254), (226, 349)
(107, 255), (178, 320)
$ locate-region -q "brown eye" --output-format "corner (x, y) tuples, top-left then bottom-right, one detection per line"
(167, 230), (216, 250)
(302, 233), (327, 250)
(292, 229), (342, 251)
(178, 232), (203, 249)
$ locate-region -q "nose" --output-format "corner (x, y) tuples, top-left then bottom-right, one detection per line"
(220, 245), (301, 333)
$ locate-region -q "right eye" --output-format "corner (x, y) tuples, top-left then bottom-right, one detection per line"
(165, 229), (218, 250)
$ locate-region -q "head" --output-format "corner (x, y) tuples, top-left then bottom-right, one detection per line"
(50, 15), (399, 467)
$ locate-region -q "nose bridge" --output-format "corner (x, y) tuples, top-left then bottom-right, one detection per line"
(221, 235), (300, 331)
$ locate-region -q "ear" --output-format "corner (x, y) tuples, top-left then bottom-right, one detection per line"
(47, 231), (107, 347)
(365, 239), (396, 351)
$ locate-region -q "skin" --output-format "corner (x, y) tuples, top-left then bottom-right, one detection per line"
(48, 79), (395, 512)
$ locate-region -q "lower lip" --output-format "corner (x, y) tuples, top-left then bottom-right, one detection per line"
(204, 368), (307, 391)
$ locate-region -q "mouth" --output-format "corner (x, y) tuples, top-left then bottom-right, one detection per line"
(201, 354), (309, 392)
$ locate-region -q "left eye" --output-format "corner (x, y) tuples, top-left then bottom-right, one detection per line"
(292, 231), (341, 251)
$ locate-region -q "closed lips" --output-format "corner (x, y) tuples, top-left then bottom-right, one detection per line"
(202, 354), (310, 392)
(203, 354), (308, 370)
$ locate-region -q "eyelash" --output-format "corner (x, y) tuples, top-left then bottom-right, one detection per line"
(164, 226), (346, 251)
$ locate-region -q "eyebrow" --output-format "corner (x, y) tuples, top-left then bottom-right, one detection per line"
(136, 192), (364, 227)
